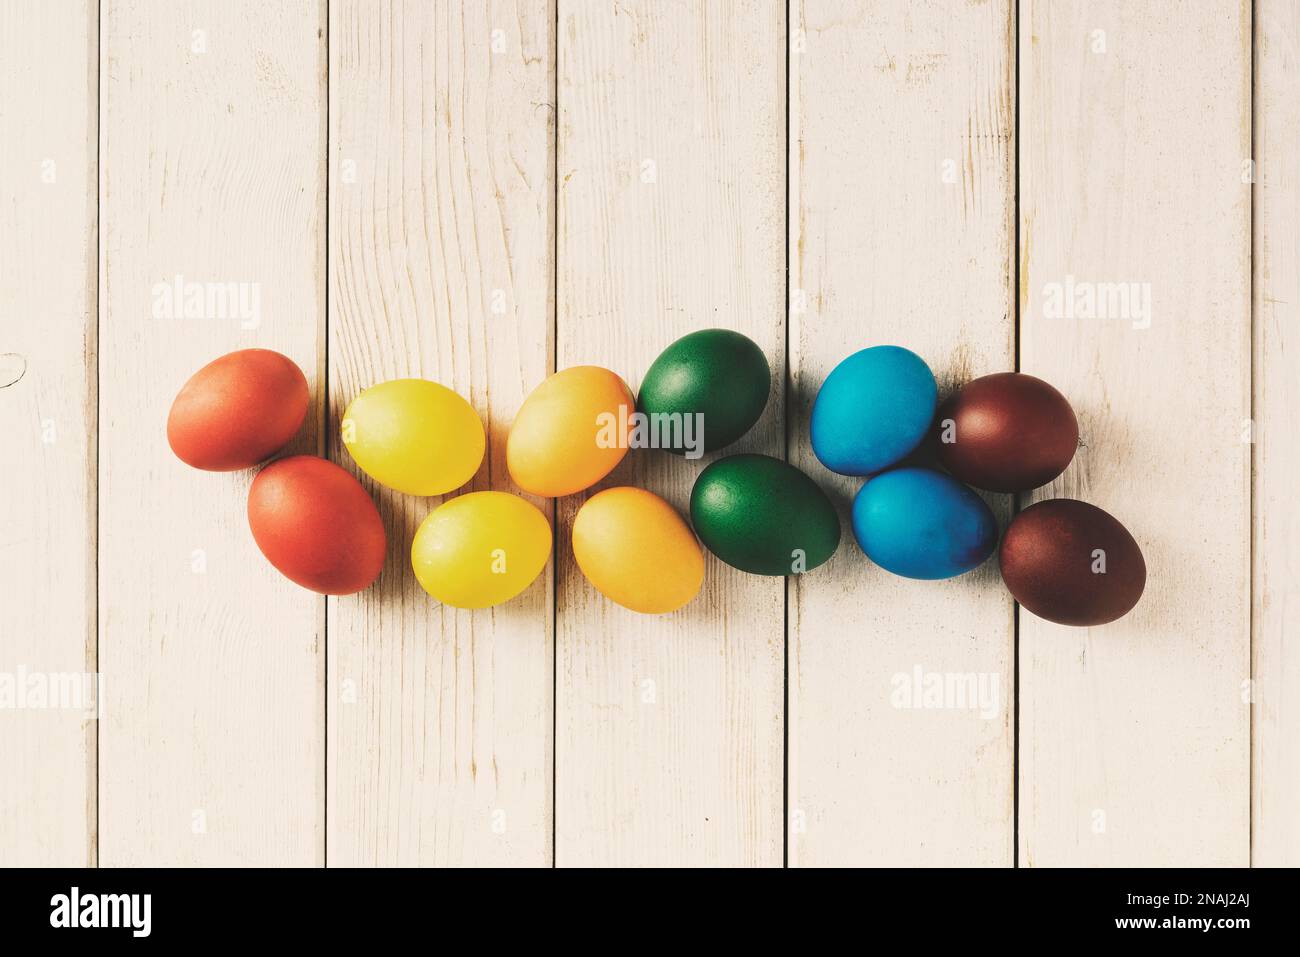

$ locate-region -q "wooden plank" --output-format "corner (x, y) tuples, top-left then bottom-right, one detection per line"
(788, 0), (1016, 866)
(1018, 0), (1250, 866)
(326, 0), (555, 866)
(0, 0), (97, 866)
(555, 0), (786, 867)
(98, 0), (326, 865)
(1253, 0), (1300, 867)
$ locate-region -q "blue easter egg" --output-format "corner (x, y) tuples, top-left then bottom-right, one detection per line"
(810, 345), (937, 475)
(852, 467), (997, 580)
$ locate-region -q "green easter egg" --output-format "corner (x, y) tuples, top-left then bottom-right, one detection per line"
(637, 329), (770, 454)
(690, 453), (841, 576)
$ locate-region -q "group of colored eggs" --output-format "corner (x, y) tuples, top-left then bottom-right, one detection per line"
(166, 330), (1146, 627)
(810, 345), (1146, 626)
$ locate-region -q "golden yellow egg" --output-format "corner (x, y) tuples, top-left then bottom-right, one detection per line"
(571, 487), (704, 614)
(507, 366), (634, 497)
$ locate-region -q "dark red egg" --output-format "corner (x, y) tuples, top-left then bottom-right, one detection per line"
(1000, 499), (1146, 627)
(248, 455), (386, 595)
(936, 372), (1078, 492)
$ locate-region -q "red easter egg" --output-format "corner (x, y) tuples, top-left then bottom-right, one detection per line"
(247, 455), (386, 595)
(168, 349), (309, 471)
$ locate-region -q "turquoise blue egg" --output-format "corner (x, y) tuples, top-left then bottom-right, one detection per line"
(852, 467), (997, 580)
(810, 345), (937, 475)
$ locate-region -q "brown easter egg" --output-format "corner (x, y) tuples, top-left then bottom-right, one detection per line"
(936, 372), (1078, 492)
(1000, 499), (1146, 627)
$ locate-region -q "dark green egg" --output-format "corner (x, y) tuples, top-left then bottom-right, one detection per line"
(637, 329), (770, 454)
(690, 453), (841, 576)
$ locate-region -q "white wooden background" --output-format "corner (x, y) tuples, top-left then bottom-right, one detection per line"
(0, 0), (1293, 867)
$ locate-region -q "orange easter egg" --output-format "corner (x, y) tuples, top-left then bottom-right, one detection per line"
(507, 366), (635, 497)
(571, 487), (704, 614)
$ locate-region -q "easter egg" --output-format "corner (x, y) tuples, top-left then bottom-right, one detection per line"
(167, 348), (309, 471)
(1000, 499), (1145, 626)
(637, 329), (770, 454)
(507, 366), (635, 497)
(247, 455), (386, 595)
(690, 454), (840, 576)
(811, 345), (937, 476)
(341, 378), (484, 496)
(937, 372), (1078, 492)
(571, 487), (704, 614)
(852, 467), (997, 580)
(411, 492), (551, 609)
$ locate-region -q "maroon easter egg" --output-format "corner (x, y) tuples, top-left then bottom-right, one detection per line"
(1000, 499), (1146, 627)
(936, 372), (1078, 492)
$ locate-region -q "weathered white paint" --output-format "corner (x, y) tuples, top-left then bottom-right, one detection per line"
(0, 0), (98, 867)
(1018, 0), (1251, 867)
(1252, 0), (1300, 868)
(98, 0), (326, 865)
(327, 0), (555, 867)
(555, 0), (787, 867)
(0, 0), (1288, 868)
(789, 0), (1016, 866)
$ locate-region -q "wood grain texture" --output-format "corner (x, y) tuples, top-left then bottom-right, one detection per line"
(0, 0), (97, 867)
(555, 0), (786, 867)
(788, 0), (1015, 866)
(1253, 0), (1300, 868)
(98, 0), (326, 865)
(326, 0), (555, 867)
(3, 0), (1285, 870)
(1018, 0), (1251, 866)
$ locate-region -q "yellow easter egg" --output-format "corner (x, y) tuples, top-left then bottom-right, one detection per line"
(571, 487), (704, 614)
(342, 378), (485, 496)
(507, 366), (634, 497)
(411, 492), (552, 609)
